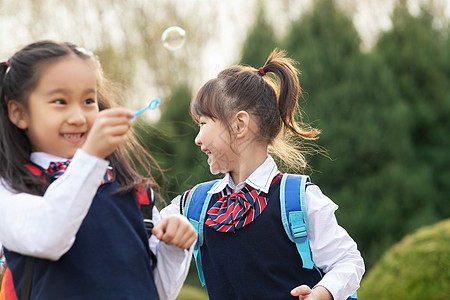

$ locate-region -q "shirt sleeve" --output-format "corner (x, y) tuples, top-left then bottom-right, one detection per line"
(161, 195), (182, 216)
(0, 149), (109, 260)
(306, 185), (365, 300)
(151, 199), (194, 300)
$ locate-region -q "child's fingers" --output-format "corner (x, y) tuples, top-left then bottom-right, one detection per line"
(159, 216), (185, 246)
(99, 107), (134, 119)
(151, 217), (177, 244)
(151, 219), (166, 240)
(152, 215), (197, 249)
(92, 113), (132, 135)
(290, 285), (312, 298)
(180, 229), (198, 249)
(173, 215), (198, 248)
(169, 226), (197, 249)
(82, 108), (133, 158)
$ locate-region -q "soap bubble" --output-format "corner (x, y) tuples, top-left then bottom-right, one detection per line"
(161, 26), (186, 51)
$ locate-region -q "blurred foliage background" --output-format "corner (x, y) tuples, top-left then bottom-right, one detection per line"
(1, 0), (449, 298)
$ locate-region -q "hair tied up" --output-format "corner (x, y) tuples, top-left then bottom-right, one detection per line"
(4, 59), (11, 75)
(259, 67), (266, 76)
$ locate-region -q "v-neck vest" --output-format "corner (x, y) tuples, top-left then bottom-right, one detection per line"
(4, 180), (159, 300)
(201, 178), (323, 300)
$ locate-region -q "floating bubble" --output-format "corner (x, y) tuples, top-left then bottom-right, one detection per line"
(161, 26), (186, 51)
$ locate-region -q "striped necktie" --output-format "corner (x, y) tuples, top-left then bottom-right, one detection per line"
(205, 184), (268, 233)
(46, 161), (71, 179)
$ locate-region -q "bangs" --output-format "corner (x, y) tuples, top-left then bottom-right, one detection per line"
(190, 78), (224, 122)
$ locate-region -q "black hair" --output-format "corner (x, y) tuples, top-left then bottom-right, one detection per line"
(191, 48), (321, 170)
(0, 40), (159, 195)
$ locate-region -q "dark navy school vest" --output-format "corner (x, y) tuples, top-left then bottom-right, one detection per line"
(201, 178), (323, 300)
(4, 180), (159, 300)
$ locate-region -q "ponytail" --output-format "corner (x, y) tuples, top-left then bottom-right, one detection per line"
(191, 48), (322, 171)
(259, 49), (321, 171)
(260, 49), (320, 140)
(0, 60), (9, 103)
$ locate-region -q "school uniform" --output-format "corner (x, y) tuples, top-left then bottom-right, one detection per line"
(0, 149), (192, 300)
(163, 155), (365, 300)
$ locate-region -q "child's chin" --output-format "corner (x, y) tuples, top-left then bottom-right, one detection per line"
(210, 169), (220, 175)
(58, 150), (77, 159)
(209, 166), (221, 175)
(210, 166), (227, 176)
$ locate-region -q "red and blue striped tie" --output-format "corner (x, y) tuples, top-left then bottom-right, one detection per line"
(205, 184), (268, 233)
(46, 161), (71, 178)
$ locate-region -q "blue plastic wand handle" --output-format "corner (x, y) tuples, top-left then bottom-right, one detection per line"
(130, 98), (160, 121)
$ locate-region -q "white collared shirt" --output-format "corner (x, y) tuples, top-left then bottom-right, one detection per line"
(164, 155), (365, 300)
(209, 155), (279, 194)
(0, 149), (191, 300)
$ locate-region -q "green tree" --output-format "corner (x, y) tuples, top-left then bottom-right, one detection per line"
(375, 0), (450, 221)
(279, 0), (449, 268)
(240, 2), (279, 67)
(280, 0), (409, 267)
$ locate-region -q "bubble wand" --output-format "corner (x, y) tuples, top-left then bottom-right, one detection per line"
(130, 98), (160, 121)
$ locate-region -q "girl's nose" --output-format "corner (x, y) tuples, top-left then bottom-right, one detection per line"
(67, 107), (87, 125)
(194, 131), (202, 146)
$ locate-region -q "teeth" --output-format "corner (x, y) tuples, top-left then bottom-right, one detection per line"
(63, 133), (82, 139)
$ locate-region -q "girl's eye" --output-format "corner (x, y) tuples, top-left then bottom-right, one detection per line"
(53, 99), (66, 105)
(84, 98), (96, 105)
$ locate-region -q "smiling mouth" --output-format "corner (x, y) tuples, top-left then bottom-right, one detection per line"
(62, 133), (83, 140)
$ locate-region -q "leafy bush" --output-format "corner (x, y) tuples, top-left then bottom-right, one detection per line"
(359, 219), (450, 299)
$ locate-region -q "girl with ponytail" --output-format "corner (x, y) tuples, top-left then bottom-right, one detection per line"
(163, 49), (364, 300)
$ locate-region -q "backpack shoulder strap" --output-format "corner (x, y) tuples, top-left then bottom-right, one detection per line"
(280, 174), (314, 269)
(134, 184), (155, 237)
(134, 184), (157, 268)
(281, 175), (359, 299)
(182, 179), (220, 286)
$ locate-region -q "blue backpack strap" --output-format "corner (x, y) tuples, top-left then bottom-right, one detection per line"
(280, 174), (314, 269)
(281, 174), (358, 299)
(183, 179), (220, 286)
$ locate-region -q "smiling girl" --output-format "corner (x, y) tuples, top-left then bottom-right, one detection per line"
(163, 49), (364, 300)
(0, 40), (196, 300)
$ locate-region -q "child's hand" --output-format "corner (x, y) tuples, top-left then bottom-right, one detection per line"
(291, 285), (313, 300)
(82, 108), (133, 158)
(290, 285), (332, 300)
(152, 215), (198, 249)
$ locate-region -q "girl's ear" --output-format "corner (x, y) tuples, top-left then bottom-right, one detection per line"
(7, 100), (28, 129)
(234, 110), (250, 138)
